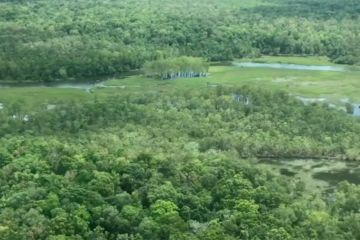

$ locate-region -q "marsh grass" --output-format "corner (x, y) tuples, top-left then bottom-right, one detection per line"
(1, 56), (359, 108)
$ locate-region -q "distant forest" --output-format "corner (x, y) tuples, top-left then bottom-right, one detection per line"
(0, 0), (359, 82)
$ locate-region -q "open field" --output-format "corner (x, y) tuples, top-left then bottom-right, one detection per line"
(237, 56), (339, 66)
(207, 66), (360, 103)
(0, 56), (359, 108)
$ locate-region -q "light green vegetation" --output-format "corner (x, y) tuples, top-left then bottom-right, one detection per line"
(3, 85), (360, 239)
(88, 56), (360, 104)
(238, 56), (338, 66)
(0, 88), (90, 107)
(259, 158), (360, 192)
(143, 57), (208, 79)
(1, 56), (359, 108)
(2, 0), (360, 238)
(207, 65), (360, 103)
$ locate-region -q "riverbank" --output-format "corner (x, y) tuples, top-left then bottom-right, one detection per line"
(1, 56), (359, 108)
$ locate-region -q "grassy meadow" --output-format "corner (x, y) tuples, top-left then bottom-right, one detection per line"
(0, 56), (359, 108)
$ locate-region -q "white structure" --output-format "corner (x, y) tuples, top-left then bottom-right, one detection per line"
(354, 104), (360, 117)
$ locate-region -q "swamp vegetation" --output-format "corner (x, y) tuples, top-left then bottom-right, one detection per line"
(1, 87), (360, 239)
(1, 0), (360, 239)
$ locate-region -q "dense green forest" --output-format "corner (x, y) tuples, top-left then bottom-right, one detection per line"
(0, 0), (359, 82)
(1, 87), (360, 239)
(1, 0), (360, 239)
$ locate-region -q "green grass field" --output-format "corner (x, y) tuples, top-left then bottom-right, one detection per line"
(237, 56), (339, 66)
(207, 66), (360, 103)
(0, 56), (359, 108)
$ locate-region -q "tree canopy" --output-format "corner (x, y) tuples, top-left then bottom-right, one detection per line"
(1, 0), (360, 239)
(143, 56), (209, 79)
(1, 87), (360, 239)
(0, 0), (359, 82)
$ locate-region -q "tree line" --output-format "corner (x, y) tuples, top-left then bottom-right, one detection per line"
(143, 57), (209, 79)
(0, 0), (359, 82)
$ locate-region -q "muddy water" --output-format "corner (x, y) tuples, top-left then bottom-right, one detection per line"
(258, 158), (360, 192)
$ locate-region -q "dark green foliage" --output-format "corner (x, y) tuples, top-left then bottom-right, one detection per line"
(2, 87), (359, 159)
(1, 0), (360, 238)
(0, 87), (360, 239)
(143, 56), (209, 79)
(0, 0), (359, 82)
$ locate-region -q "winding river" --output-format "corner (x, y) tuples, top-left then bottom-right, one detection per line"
(0, 62), (349, 91)
(0, 71), (139, 91)
(0, 63), (349, 91)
